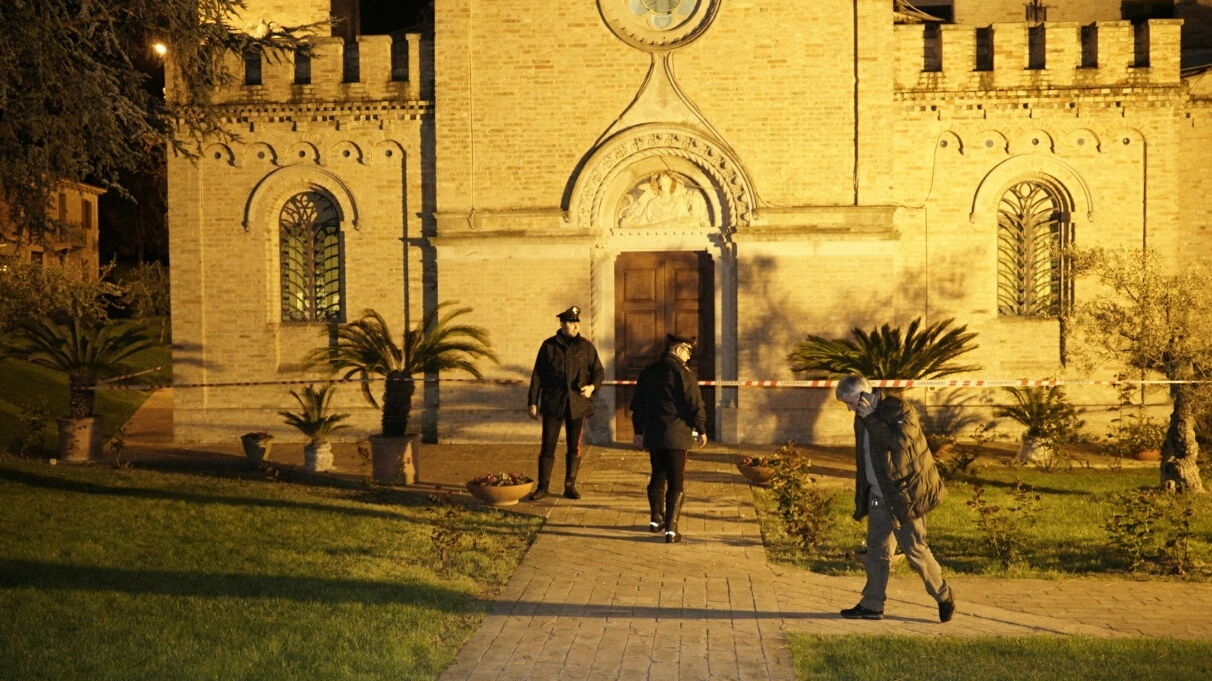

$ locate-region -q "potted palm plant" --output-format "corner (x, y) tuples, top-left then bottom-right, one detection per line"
(994, 385), (1084, 463)
(307, 302), (497, 484)
(279, 384), (350, 472)
(2, 318), (155, 462)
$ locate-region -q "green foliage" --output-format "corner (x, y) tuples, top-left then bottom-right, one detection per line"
(117, 262), (171, 319)
(7, 399), (50, 457)
(787, 317), (980, 391)
(0, 0), (320, 244)
(1106, 488), (1201, 575)
(0, 258), (122, 334)
(965, 480), (1041, 569)
(767, 444), (834, 555)
(994, 385), (1083, 440)
(308, 303), (498, 437)
(278, 384), (350, 445)
(1072, 247), (1212, 491)
(1103, 413), (1167, 460)
(1, 318), (155, 417)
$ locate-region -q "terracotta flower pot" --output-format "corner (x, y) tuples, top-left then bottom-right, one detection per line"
(1136, 448), (1162, 462)
(736, 462), (776, 486)
(466, 481), (536, 507)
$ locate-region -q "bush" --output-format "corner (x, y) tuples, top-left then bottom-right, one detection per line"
(1103, 413), (1167, 460)
(965, 480), (1041, 569)
(768, 444), (834, 555)
(1106, 488), (1202, 575)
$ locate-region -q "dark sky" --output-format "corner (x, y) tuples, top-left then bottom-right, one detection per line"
(360, 0), (431, 34)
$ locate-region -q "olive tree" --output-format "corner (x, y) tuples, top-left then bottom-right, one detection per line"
(1074, 248), (1211, 493)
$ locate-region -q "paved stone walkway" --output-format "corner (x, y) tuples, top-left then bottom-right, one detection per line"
(438, 446), (1212, 681)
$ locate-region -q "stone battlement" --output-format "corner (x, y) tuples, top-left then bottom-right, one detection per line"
(168, 33), (426, 106)
(895, 19), (1182, 92)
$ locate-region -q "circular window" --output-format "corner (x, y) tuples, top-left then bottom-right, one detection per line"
(598, 0), (720, 51)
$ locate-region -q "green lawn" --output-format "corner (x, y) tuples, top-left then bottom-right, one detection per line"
(0, 456), (543, 680)
(0, 335), (171, 450)
(788, 634), (1212, 681)
(754, 463), (1212, 579)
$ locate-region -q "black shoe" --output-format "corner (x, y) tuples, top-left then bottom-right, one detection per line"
(563, 485), (581, 500)
(840, 604), (884, 620)
(665, 531), (681, 543)
(648, 522), (663, 533)
(938, 595), (956, 623)
(527, 488), (549, 502)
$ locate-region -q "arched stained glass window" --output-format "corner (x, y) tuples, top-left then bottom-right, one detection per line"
(997, 179), (1073, 318)
(280, 191), (342, 322)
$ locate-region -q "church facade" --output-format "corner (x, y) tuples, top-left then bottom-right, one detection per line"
(167, 0), (1212, 445)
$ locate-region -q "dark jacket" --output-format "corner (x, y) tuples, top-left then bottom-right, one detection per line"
(629, 353), (707, 450)
(528, 332), (604, 420)
(852, 390), (946, 525)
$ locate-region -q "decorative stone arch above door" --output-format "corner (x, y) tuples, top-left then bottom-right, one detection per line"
(566, 125), (755, 235)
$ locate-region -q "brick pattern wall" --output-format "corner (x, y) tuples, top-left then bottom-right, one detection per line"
(168, 1), (1203, 445)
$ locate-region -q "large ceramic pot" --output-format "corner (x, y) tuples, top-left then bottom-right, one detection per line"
(736, 463), (776, 486)
(368, 434), (420, 484)
(466, 481), (536, 507)
(304, 442), (334, 472)
(57, 416), (103, 462)
(1017, 435), (1052, 463)
(240, 433), (274, 466)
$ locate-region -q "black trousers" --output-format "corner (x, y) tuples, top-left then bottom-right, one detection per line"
(539, 412), (585, 476)
(647, 448), (687, 514)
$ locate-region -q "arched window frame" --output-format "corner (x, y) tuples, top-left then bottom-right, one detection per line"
(279, 191), (344, 323)
(996, 177), (1074, 319)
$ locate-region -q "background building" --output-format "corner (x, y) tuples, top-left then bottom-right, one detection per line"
(167, 0), (1212, 444)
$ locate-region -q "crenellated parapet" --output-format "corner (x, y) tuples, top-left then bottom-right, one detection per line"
(895, 19), (1182, 93)
(167, 33), (427, 106)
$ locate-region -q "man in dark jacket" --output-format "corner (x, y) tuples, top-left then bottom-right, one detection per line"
(834, 374), (955, 622)
(527, 306), (604, 501)
(629, 333), (707, 543)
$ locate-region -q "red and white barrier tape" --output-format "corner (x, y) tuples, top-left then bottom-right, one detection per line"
(87, 376), (1211, 391)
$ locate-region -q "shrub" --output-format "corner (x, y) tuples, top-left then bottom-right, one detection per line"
(965, 480), (1041, 569)
(0, 257), (121, 333)
(1103, 413), (1167, 460)
(768, 445), (833, 555)
(1106, 488), (1202, 575)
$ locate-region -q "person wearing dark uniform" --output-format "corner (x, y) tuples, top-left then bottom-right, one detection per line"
(527, 305), (604, 501)
(629, 333), (707, 543)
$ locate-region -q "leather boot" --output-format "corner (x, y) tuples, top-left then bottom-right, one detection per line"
(563, 455), (582, 499)
(528, 457), (554, 501)
(664, 492), (685, 543)
(647, 482), (666, 532)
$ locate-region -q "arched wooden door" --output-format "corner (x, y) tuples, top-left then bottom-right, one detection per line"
(614, 251), (715, 441)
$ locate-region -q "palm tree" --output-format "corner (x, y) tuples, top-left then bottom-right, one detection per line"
(307, 303), (498, 437)
(2, 318), (156, 418)
(787, 317), (980, 393)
